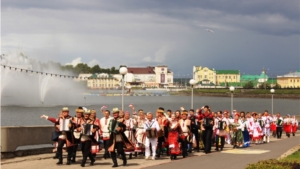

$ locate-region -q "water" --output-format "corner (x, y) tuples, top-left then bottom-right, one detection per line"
(1, 96), (299, 126)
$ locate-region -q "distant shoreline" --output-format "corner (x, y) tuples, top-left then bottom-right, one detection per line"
(170, 91), (300, 100)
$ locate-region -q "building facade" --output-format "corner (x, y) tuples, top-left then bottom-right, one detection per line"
(87, 73), (120, 89)
(193, 66), (216, 85)
(277, 70), (300, 88)
(215, 70), (240, 85)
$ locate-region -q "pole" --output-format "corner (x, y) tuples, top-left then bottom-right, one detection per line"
(191, 85), (194, 109)
(231, 92), (233, 114)
(122, 75), (124, 111)
(272, 94), (273, 116)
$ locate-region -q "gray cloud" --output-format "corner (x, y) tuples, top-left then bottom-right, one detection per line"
(1, 0), (299, 77)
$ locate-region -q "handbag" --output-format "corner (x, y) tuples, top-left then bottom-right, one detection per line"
(52, 131), (61, 141)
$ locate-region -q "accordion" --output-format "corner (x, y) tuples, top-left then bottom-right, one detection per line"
(218, 121), (226, 130)
(276, 119), (283, 126)
(146, 128), (157, 139)
(203, 118), (212, 127)
(82, 124), (93, 136)
(59, 119), (71, 131)
(259, 120), (265, 128)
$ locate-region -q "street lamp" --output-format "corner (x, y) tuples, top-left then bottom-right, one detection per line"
(270, 89), (275, 116)
(229, 86), (235, 114)
(189, 79), (196, 109)
(119, 67), (128, 111)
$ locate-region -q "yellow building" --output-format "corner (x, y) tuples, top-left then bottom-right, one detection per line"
(87, 73), (120, 89)
(193, 66), (216, 85)
(277, 71), (300, 88)
(215, 70), (240, 85)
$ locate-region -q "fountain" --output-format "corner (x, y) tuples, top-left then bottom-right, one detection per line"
(1, 53), (86, 106)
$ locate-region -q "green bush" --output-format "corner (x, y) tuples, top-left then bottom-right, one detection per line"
(246, 151), (300, 169)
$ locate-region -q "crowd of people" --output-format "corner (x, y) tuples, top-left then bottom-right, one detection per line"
(41, 105), (299, 168)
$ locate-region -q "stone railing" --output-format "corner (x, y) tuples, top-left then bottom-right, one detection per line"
(1, 126), (54, 158)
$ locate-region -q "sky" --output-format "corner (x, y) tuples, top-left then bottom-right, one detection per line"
(1, 0), (300, 78)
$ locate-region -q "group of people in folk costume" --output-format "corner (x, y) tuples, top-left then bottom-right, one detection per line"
(41, 105), (299, 168)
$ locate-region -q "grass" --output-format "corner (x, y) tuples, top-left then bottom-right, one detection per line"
(246, 150), (300, 169)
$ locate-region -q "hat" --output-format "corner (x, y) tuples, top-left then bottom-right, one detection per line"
(112, 108), (119, 113)
(76, 107), (84, 113)
(91, 109), (96, 114)
(62, 107), (69, 112)
(84, 109), (91, 114)
(181, 111), (188, 115)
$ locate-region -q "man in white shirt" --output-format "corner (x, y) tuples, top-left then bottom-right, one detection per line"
(144, 112), (160, 160)
(100, 110), (112, 159)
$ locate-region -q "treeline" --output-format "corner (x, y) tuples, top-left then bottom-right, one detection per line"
(61, 63), (120, 75)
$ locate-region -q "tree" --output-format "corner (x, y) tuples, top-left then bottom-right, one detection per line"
(74, 63), (91, 74)
(273, 83), (281, 89)
(243, 81), (254, 89)
(258, 82), (271, 89)
(91, 65), (101, 74)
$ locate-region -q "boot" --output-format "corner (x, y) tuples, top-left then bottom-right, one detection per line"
(56, 158), (63, 165)
(129, 153), (132, 159)
(81, 156), (87, 167)
(122, 153), (127, 166)
(71, 155), (76, 163)
(263, 136), (266, 143)
(53, 153), (59, 159)
(89, 153), (95, 166)
(267, 136), (270, 143)
(111, 153), (118, 168)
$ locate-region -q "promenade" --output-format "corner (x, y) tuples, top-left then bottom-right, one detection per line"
(1, 133), (299, 169)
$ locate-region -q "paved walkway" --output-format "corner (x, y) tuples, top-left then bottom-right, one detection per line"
(1, 134), (300, 169)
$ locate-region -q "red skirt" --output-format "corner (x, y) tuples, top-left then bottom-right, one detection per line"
(292, 125), (298, 133)
(285, 124), (292, 133)
(168, 131), (181, 155)
(270, 123), (276, 131)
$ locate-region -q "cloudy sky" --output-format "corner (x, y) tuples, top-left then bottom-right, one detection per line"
(2, 0), (300, 77)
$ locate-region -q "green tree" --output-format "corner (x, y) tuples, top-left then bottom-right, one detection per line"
(273, 83), (281, 89)
(74, 63), (91, 74)
(243, 81), (254, 89)
(91, 65), (101, 74)
(258, 82), (271, 89)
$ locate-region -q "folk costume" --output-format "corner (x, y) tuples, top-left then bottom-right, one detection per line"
(252, 119), (262, 144)
(262, 114), (272, 143)
(241, 118), (250, 147)
(144, 118), (160, 160)
(276, 116), (283, 139)
(284, 115), (292, 137)
(156, 108), (168, 158)
(71, 107), (84, 162)
(258, 117), (265, 143)
(291, 116), (298, 136)
(270, 115), (277, 137)
(133, 115), (146, 153)
(189, 114), (200, 152)
(79, 110), (99, 167)
(214, 115), (227, 151)
(178, 114), (191, 158)
(49, 107), (76, 165)
(123, 115), (137, 158)
(199, 108), (214, 154)
(168, 118), (182, 160)
(230, 115), (244, 148)
(108, 108), (134, 167)
(90, 110), (101, 157)
(100, 115), (112, 159)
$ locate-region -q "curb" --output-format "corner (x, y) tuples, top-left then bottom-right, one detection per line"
(277, 144), (300, 160)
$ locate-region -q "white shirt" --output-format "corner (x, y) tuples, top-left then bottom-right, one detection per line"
(143, 119), (160, 132)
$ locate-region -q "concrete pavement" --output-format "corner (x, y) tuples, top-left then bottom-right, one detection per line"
(1, 134), (299, 169)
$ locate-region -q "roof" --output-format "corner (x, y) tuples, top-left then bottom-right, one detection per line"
(241, 74), (259, 81)
(127, 67), (155, 74)
(216, 70), (239, 74)
(194, 66), (214, 72)
(278, 71), (300, 78)
(88, 73), (116, 79)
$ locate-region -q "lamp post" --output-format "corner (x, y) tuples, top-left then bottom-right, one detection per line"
(189, 79), (196, 109)
(119, 67), (128, 111)
(270, 89), (275, 116)
(229, 86), (235, 114)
